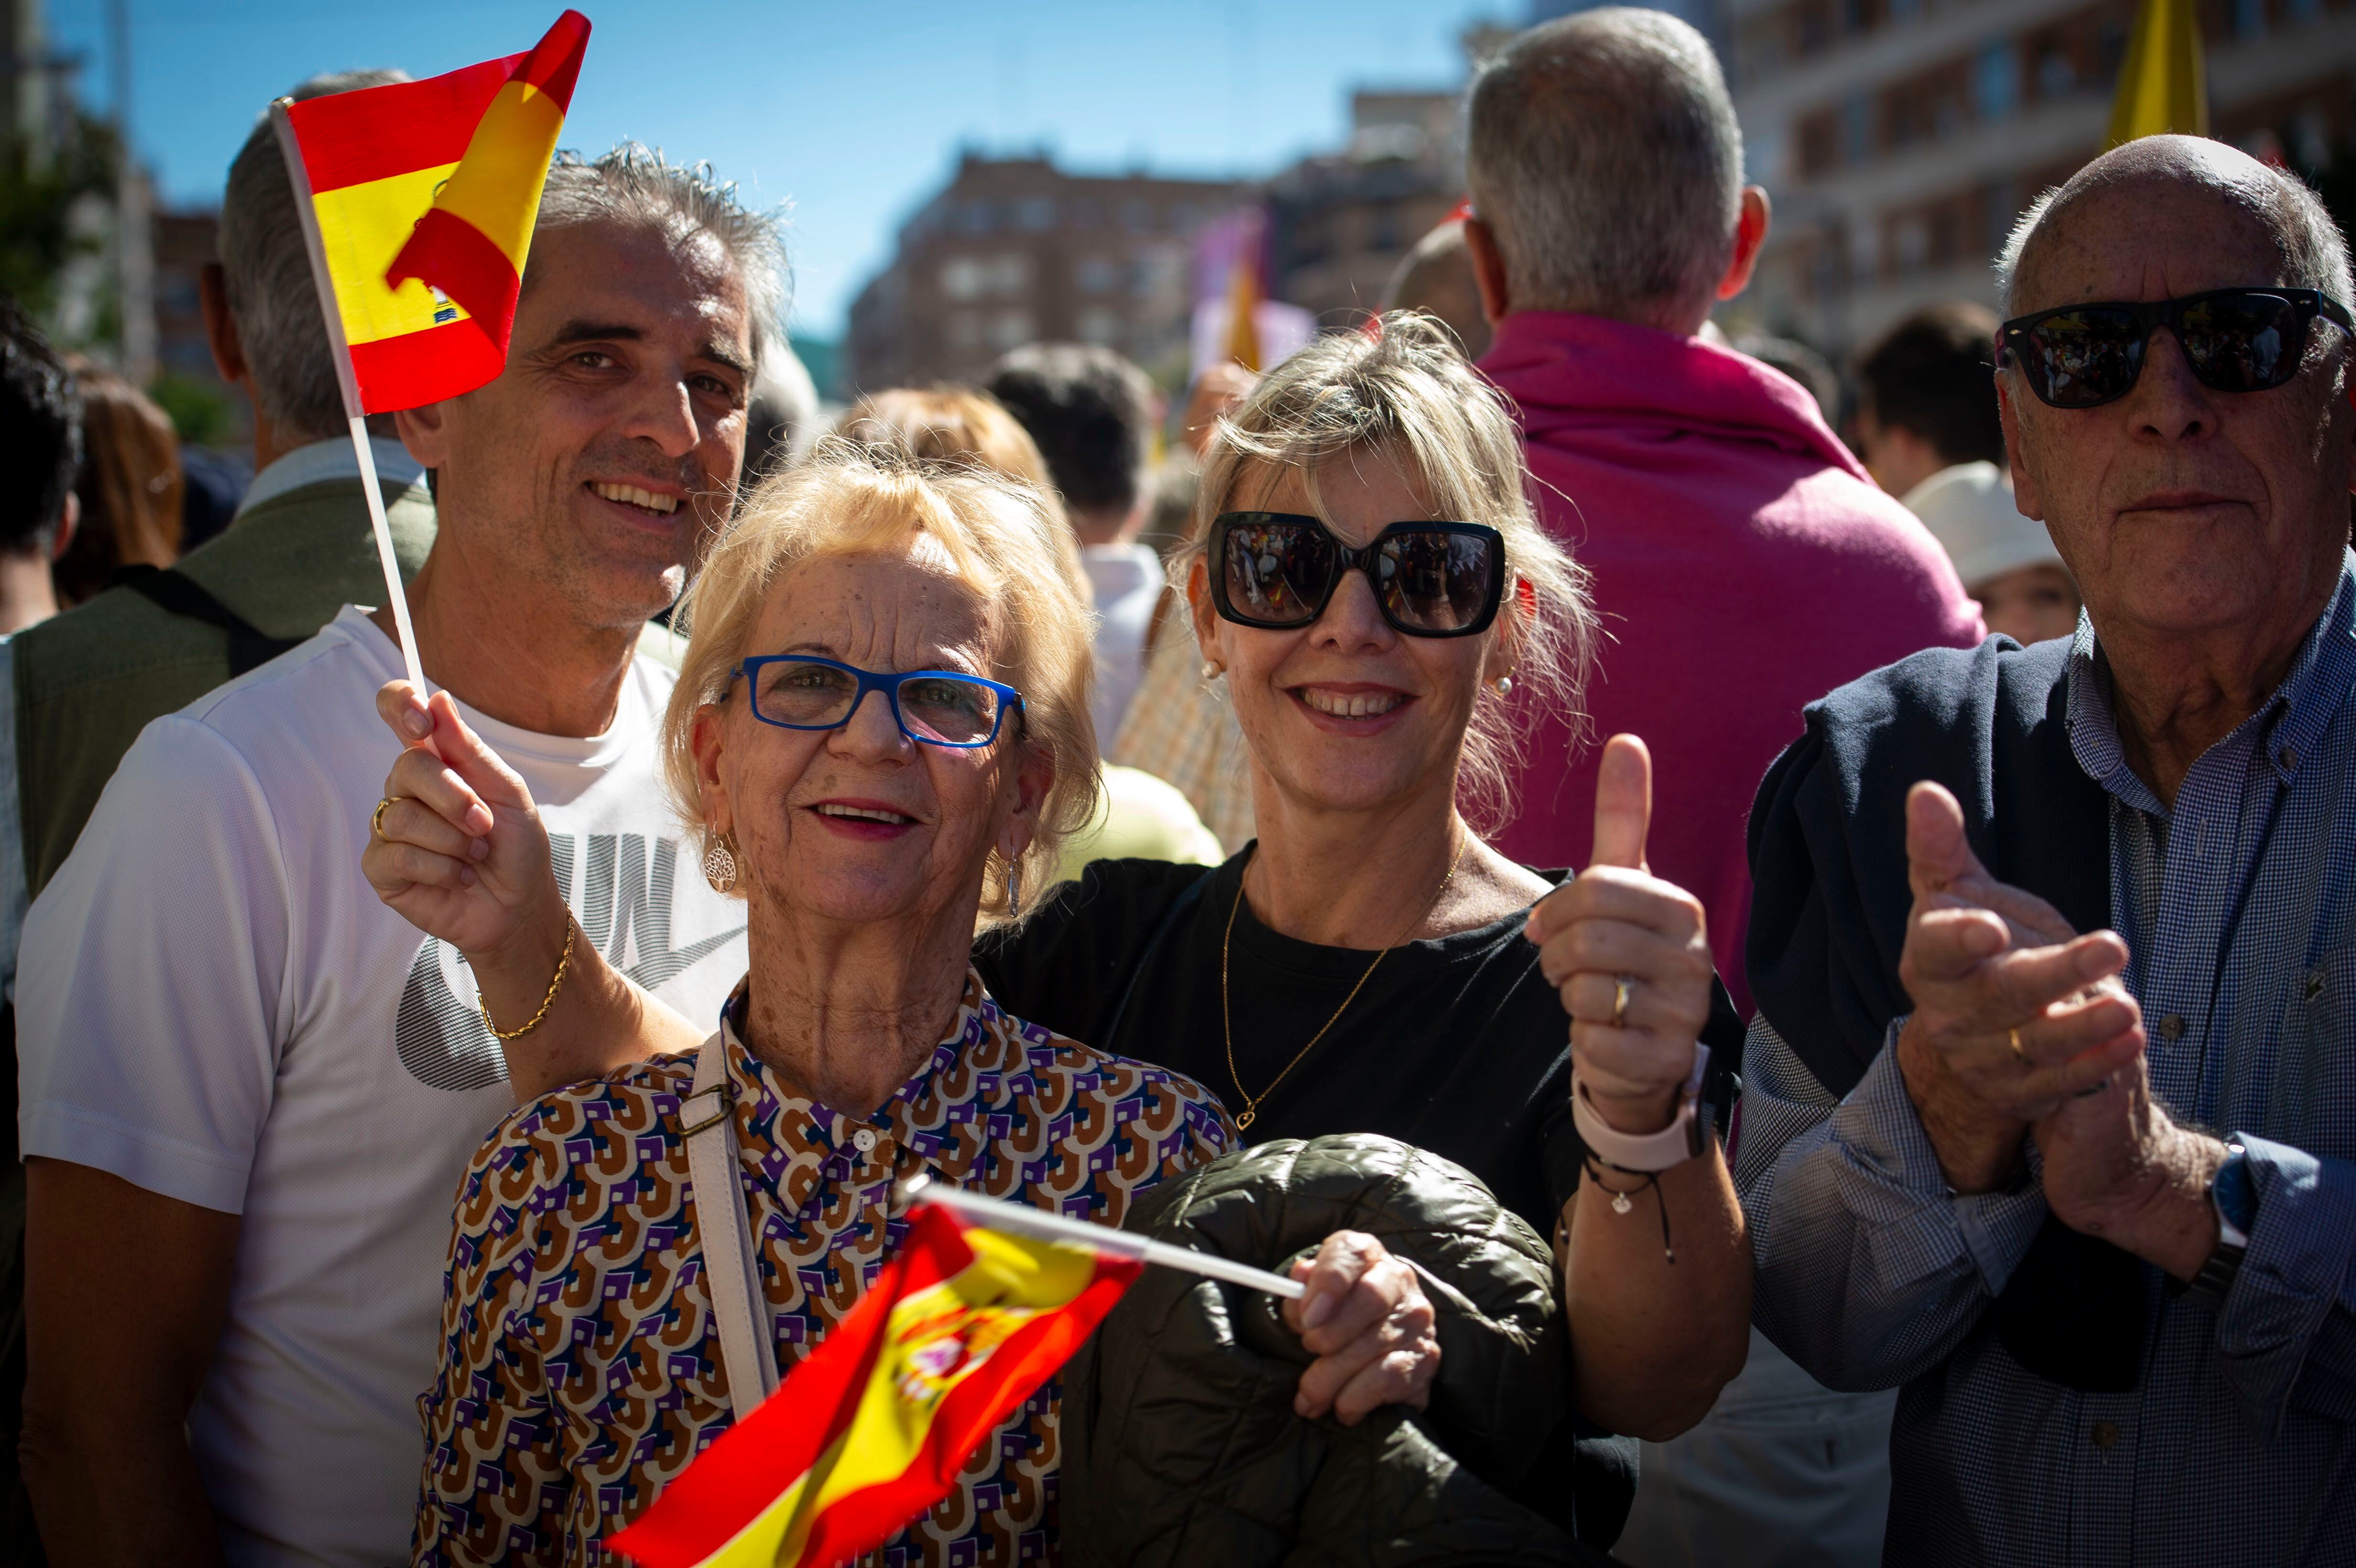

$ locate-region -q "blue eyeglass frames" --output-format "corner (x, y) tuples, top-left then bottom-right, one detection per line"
(726, 655), (1024, 749)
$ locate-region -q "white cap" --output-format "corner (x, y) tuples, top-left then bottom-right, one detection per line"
(1901, 461), (2064, 592)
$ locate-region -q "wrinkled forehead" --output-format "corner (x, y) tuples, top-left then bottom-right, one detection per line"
(751, 533), (999, 673)
(519, 218), (753, 361)
(2014, 172), (2291, 315)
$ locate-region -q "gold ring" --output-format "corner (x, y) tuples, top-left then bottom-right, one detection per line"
(1611, 975), (1634, 1029)
(2008, 1026), (2025, 1061)
(372, 795), (404, 839)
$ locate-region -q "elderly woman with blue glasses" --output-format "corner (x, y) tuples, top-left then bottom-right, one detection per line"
(371, 445), (1439, 1567)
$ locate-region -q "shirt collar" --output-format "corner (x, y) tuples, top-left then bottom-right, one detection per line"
(714, 967), (996, 1179)
(234, 435), (425, 519)
(2068, 551), (2356, 813)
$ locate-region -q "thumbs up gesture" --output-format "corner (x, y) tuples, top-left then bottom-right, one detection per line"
(1525, 736), (1715, 1136)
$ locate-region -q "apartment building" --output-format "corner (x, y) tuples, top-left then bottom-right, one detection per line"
(845, 152), (1239, 392)
(1729, 0), (2356, 353)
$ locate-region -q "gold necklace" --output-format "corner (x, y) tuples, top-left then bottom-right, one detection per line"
(1221, 828), (1472, 1132)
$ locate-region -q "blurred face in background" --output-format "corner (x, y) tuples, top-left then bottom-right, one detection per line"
(1973, 562), (2081, 646)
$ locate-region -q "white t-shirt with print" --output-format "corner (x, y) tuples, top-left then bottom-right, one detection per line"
(16, 606), (747, 1568)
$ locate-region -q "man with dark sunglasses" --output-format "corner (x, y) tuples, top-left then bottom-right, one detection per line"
(1741, 135), (2356, 1565)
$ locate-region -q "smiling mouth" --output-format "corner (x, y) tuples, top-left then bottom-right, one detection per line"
(814, 803), (917, 825)
(590, 481), (679, 516)
(1297, 688), (1405, 719)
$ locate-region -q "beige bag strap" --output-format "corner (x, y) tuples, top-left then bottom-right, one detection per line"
(682, 1034), (780, 1420)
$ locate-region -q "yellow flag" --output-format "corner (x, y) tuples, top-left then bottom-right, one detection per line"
(2106, 0), (2208, 148)
(1223, 230), (1262, 373)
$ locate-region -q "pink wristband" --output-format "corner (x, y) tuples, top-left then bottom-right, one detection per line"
(1571, 1044), (1712, 1173)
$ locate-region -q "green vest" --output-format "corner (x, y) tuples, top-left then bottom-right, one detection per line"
(12, 473), (436, 897)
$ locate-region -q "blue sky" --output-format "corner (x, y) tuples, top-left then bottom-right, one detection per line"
(50, 0), (1497, 340)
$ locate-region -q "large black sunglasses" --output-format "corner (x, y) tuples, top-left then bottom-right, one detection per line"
(1997, 287), (2354, 410)
(1208, 512), (1507, 638)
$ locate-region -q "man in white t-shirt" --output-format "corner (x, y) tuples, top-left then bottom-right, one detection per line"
(14, 146), (781, 1568)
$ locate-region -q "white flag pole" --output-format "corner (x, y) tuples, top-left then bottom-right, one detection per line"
(268, 98), (426, 694)
(896, 1175), (1307, 1299)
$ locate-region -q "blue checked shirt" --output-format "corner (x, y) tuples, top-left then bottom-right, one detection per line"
(1739, 555), (2356, 1566)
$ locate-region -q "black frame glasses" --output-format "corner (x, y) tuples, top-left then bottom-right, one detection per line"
(726, 655), (1024, 748)
(1997, 287), (2354, 409)
(1207, 512), (1507, 639)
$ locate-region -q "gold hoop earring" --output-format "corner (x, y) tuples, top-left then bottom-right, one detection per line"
(702, 830), (740, 894)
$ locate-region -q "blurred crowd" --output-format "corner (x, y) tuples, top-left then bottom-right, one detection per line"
(0, 8), (2349, 1568)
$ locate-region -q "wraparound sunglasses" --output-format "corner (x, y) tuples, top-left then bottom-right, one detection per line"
(1997, 287), (2354, 409)
(1207, 512), (1507, 638)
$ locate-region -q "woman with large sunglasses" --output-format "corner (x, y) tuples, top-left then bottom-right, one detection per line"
(976, 319), (1754, 1546)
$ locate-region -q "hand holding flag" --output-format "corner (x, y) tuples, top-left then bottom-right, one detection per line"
(608, 1190), (1221, 1568)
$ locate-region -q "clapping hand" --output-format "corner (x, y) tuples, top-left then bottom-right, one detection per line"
(1892, 781), (2145, 1192)
(1525, 735), (1714, 1135)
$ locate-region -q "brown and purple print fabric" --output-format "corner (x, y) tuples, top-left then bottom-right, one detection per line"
(414, 967), (1234, 1568)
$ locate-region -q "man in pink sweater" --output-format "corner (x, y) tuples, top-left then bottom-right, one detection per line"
(1465, 11), (1983, 1020)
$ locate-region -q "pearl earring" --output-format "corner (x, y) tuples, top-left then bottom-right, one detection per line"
(1200, 660), (1222, 681)
(702, 831), (740, 893)
(1493, 675), (1515, 697)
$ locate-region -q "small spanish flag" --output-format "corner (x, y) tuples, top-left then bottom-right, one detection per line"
(275, 10), (590, 414)
(609, 1203), (1139, 1568)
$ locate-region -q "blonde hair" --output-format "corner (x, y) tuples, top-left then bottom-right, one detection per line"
(1185, 312), (1596, 833)
(830, 385), (1090, 600)
(663, 439), (1100, 922)
(834, 386), (1054, 492)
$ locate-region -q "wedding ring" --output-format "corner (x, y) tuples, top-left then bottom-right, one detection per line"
(1611, 975), (1635, 1030)
(2008, 1026), (2025, 1061)
(372, 795), (404, 839)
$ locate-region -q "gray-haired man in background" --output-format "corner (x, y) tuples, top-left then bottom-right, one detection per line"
(17, 145), (769, 1567)
(9, 70), (437, 900)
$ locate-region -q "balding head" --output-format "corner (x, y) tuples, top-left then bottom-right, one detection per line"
(1466, 8), (1743, 330)
(1991, 135), (2355, 682)
(1997, 135), (2351, 318)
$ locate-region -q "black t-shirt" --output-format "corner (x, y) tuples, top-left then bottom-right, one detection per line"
(975, 849), (1744, 1549)
(977, 849), (1583, 1238)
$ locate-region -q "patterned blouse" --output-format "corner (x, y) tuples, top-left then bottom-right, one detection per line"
(413, 967), (1234, 1567)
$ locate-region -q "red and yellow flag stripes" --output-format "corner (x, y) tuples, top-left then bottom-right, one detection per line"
(610, 1206), (1139, 1568)
(278, 11), (589, 413)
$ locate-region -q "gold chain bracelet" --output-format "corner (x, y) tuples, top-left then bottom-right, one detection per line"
(479, 916), (578, 1041)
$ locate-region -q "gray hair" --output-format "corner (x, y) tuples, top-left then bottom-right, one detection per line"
(220, 70), (410, 446)
(1466, 9), (1743, 330)
(1995, 139), (2354, 318)
(534, 144), (788, 369)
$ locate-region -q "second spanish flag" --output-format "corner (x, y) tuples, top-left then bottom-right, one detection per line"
(277, 10), (590, 413)
(609, 1204), (1139, 1568)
